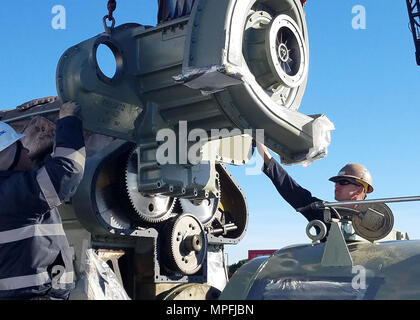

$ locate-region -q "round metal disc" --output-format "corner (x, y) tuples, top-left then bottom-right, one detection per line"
(352, 203), (394, 242)
(168, 214), (207, 275)
(242, 6), (308, 110)
(266, 14), (307, 88)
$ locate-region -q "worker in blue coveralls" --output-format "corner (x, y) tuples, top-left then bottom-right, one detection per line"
(255, 141), (374, 230)
(0, 101), (85, 300)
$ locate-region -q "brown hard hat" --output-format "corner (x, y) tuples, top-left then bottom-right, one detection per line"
(329, 163), (373, 193)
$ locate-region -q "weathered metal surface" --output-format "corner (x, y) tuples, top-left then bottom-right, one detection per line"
(220, 240), (420, 300)
(220, 198), (420, 300)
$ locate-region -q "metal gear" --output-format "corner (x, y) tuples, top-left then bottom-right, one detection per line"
(165, 213), (207, 275)
(179, 177), (221, 227)
(125, 148), (176, 224)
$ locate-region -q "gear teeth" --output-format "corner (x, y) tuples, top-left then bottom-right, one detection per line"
(124, 148), (176, 224)
(100, 208), (130, 230)
(166, 214), (206, 275)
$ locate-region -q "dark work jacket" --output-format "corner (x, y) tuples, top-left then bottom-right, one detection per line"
(158, 0), (195, 23)
(0, 116), (85, 300)
(263, 157), (329, 229)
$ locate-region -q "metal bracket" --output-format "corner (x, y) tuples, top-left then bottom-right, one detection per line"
(321, 221), (353, 267)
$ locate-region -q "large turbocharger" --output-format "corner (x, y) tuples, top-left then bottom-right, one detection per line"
(57, 0), (332, 200)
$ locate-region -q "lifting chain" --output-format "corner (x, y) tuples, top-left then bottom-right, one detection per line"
(103, 0), (117, 33)
(107, 0), (117, 20)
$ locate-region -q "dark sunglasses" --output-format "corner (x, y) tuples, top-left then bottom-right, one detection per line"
(335, 179), (361, 187)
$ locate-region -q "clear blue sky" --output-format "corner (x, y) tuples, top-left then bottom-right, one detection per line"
(1, 1), (420, 265)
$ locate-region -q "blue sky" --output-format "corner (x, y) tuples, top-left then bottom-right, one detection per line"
(1, 1), (420, 265)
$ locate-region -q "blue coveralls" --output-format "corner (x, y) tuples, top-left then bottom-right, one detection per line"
(0, 116), (85, 299)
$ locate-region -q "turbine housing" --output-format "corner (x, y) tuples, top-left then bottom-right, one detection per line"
(56, 0), (333, 198)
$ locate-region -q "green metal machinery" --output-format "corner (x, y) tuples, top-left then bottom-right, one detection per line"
(0, 0), (335, 299)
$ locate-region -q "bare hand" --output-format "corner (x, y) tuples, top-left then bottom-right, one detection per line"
(254, 140), (272, 166)
(59, 101), (81, 119)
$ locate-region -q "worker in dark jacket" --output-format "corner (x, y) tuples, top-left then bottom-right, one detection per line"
(255, 141), (373, 229)
(0, 101), (85, 300)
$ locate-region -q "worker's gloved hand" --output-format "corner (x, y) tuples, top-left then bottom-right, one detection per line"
(59, 101), (81, 119)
